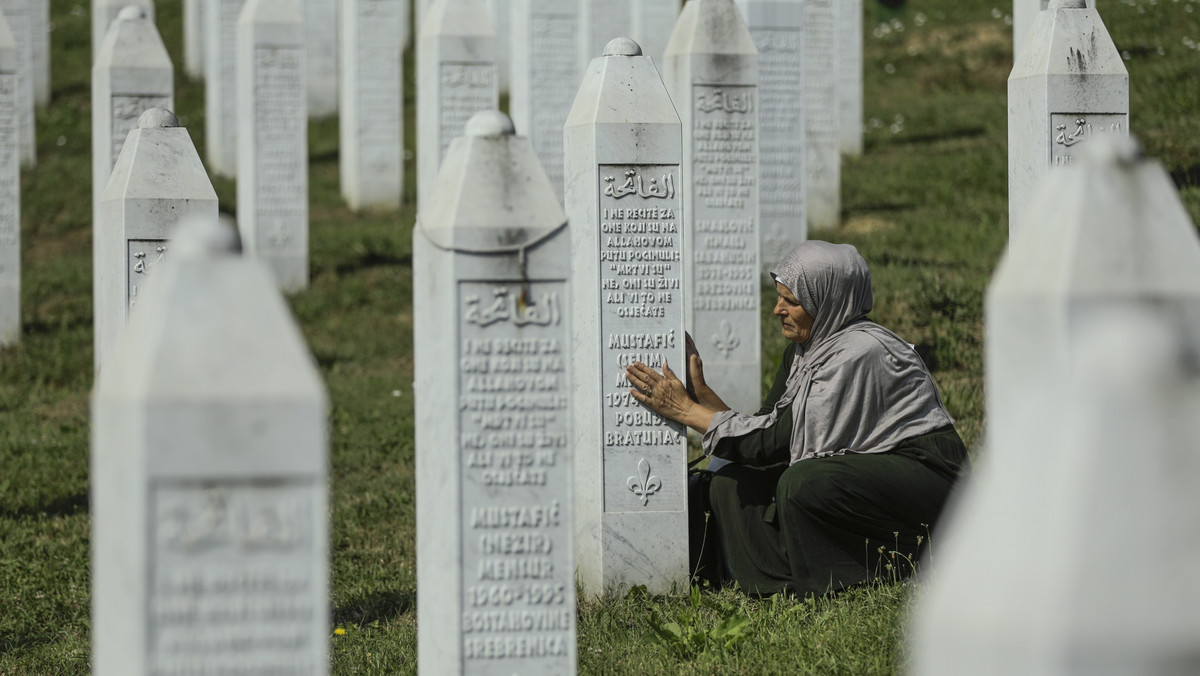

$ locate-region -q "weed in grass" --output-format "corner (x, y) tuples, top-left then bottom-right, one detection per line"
(647, 585), (751, 660)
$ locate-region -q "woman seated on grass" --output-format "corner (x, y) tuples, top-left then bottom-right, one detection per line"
(625, 240), (970, 597)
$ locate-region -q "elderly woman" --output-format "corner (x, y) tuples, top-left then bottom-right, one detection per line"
(626, 241), (969, 597)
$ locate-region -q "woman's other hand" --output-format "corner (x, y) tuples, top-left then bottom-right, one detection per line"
(626, 360), (715, 433)
(685, 333), (731, 413)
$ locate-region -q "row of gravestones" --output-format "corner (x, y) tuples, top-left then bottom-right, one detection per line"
(75, 2), (1193, 676)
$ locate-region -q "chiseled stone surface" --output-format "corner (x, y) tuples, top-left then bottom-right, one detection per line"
(663, 0), (761, 414)
(2, 0), (35, 167)
(237, 0), (309, 293)
(804, 0), (840, 230)
(0, 14), (18, 346)
(205, 0), (247, 177)
(340, 0), (404, 210)
(631, 0), (680, 67)
(1013, 0), (1096, 57)
(30, 0), (45, 106)
(92, 6), (173, 244)
(912, 136), (1200, 676)
(91, 217), (329, 676)
(414, 110), (576, 676)
(510, 0), (578, 200)
(836, 0), (862, 156)
(734, 0), (806, 270)
(183, 0), (204, 79)
(91, 0), (155, 59)
(94, 109), (218, 375)
(303, 0), (337, 117)
(565, 38), (689, 597)
(1008, 0), (1126, 234)
(416, 0), (497, 210)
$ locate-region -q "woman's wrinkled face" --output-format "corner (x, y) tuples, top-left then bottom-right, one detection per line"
(774, 282), (815, 344)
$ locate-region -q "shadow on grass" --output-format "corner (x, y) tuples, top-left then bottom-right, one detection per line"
(0, 492), (88, 520)
(333, 589), (416, 626)
(331, 252), (412, 277)
(1171, 163), (1200, 189)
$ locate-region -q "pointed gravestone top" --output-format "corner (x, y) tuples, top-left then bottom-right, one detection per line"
(139, 106), (177, 128)
(604, 36), (641, 56)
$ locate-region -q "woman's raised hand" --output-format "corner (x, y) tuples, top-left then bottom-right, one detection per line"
(685, 333), (731, 413)
(625, 360), (715, 433)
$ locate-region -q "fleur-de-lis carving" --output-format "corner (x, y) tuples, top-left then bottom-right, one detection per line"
(627, 458), (662, 507)
(712, 320), (740, 358)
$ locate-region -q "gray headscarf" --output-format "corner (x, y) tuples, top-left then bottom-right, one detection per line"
(702, 241), (954, 464)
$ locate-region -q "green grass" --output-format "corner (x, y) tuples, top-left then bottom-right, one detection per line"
(3, 0), (1200, 673)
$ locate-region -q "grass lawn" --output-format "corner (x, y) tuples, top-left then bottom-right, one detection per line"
(2, 0), (1199, 674)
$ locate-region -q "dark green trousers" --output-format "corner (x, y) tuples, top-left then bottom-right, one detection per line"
(706, 426), (969, 596)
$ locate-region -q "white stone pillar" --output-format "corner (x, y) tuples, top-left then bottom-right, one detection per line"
(565, 37), (688, 596)
(183, 0), (204, 79)
(91, 0), (154, 60)
(237, 0), (308, 293)
(91, 217), (329, 676)
(1013, 0), (1096, 58)
(631, 0), (679, 68)
(510, 0), (578, 200)
(205, 0), (247, 177)
(1, 0), (35, 167)
(0, 13), (17, 346)
(663, 0), (761, 414)
(1008, 0), (1125, 235)
(414, 109), (577, 676)
(837, 0), (862, 157)
(911, 136), (1200, 676)
(416, 0), (497, 210)
(340, 0), (404, 210)
(579, 0), (632, 74)
(94, 108), (219, 374)
(92, 6), (173, 243)
(303, 0), (337, 117)
(804, 0), (839, 230)
(30, 0), (46, 106)
(734, 0), (805, 270)
(484, 0), (510, 92)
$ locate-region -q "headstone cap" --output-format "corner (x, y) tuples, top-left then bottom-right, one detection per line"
(1048, 0), (1088, 8)
(117, 5), (149, 20)
(466, 110), (516, 138)
(603, 37), (642, 57)
(1080, 134), (1143, 168)
(139, 107), (179, 129)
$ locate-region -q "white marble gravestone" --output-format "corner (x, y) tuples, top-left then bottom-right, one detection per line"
(1013, 0), (1095, 58)
(30, 0), (45, 106)
(205, 0), (248, 177)
(340, 0), (404, 210)
(92, 6), (173, 241)
(565, 38), (688, 596)
(91, 217), (330, 676)
(183, 0), (204, 79)
(663, 0), (761, 414)
(1008, 0), (1125, 235)
(1, 0), (34, 167)
(632, 0), (680, 67)
(0, 14), (17, 346)
(417, 0), (497, 210)
(836, 0), (862, 157)
(94, 109), (219, 374)
(579, 0), (632, 73)
(510, 0), (578, 200)
(237, 0), (308, 293)
(911, 137), (1200, 676)
(484, 0), (510, 93)
(414, 110), (577, 676)
(804, 0), (839, 230)
(91, 0), (154, 60)
(734, 0), (805, 270)
(303, 0), (337, 117)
